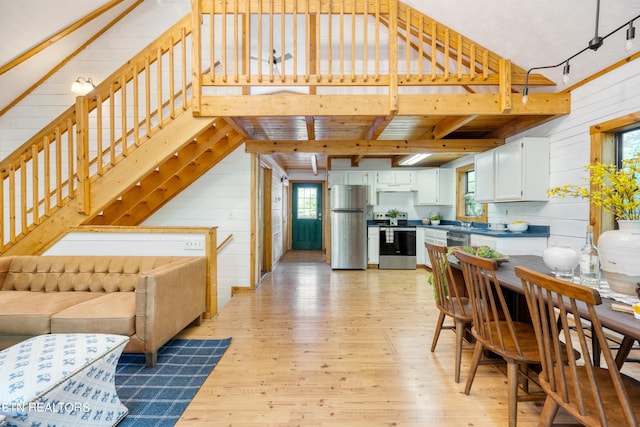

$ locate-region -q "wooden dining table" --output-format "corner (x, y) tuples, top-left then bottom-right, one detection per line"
(449, 254), (640, 368)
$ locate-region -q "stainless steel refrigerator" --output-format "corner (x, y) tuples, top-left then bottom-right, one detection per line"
(331, 184), (367, 269)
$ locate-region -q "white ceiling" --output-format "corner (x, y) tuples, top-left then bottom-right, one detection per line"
(1, 0), (639, 116)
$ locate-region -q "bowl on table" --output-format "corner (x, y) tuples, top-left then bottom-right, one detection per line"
(507, 222), (528, 233)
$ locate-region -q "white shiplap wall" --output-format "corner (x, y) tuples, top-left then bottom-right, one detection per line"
(142, 146), (252, 310)
(0, 0), (191, 158)
(444, 60), (640, 251)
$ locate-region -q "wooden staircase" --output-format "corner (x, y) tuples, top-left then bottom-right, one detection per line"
(0, 15), (245, 255)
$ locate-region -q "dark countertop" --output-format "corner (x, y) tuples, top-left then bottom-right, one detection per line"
(367, 220), (550, 238)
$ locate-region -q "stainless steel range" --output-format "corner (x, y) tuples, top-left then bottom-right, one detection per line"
(374, 212), (417, 270)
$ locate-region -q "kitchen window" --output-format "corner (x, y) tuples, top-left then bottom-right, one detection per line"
(456, 163), (487, 222)
(616, 127), (640, 167)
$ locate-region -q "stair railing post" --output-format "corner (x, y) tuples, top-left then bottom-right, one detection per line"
(191, 0), (202, 115)
(388, 0), (398, 114)
(75, 95), (91, 214)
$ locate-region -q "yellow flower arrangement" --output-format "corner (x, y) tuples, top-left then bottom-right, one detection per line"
(547, 152), (640, 220)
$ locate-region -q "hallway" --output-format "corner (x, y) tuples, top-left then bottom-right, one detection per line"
(177, 253), (546, 426)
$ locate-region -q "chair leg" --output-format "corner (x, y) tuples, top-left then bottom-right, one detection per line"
(454, 319), (465, 383)
(507, 360), (519, 427)
(431, 311), (446, 352)
(464, 340), (484, 395)
(538, 396), (559, 427)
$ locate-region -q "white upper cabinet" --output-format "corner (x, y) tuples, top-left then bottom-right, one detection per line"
(474, 150), (495, 202)
(328, 170), (376, 204)
(376, 170), (415, 191)
(475, 137), (549, 203)
(415, 168), (454, 205)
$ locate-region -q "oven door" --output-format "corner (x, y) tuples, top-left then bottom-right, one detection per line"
(379, 227), (417, 269)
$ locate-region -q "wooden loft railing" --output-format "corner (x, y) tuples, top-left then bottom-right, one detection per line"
(191, 0), (554, 116)
(0, 15), (195, 253)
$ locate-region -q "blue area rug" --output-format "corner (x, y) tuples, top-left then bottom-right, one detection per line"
(115, 338), (232, 426)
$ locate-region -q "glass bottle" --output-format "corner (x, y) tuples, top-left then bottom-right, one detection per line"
(579, 225), (600, 288)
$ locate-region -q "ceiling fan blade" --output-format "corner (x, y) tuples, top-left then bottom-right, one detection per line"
(283, 53), (293, 61)
(250, 55), (270, 63)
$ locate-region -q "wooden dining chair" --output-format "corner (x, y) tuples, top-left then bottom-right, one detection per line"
(425, 243), (473, 383)
(516, 265), (640, 427)
(453, 250), (545, 427)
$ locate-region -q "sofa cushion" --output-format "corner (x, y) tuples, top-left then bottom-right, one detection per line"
(51, 292), (135, 336)
(0, 291), (103, 335)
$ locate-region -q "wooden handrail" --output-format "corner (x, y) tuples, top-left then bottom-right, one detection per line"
(0, 14), (194, 253)
(217, 234), (234, 252)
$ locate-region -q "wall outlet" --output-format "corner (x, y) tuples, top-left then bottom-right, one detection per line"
(184, 237), (204, 250)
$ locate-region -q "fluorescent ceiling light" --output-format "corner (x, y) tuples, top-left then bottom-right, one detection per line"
(399, 153), (431, 166)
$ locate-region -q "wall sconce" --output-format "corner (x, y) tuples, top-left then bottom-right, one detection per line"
(71, 77), (96, 95)
(280, 176), (289, 186)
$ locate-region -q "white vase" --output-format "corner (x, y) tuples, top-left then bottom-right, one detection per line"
(543, 245), (579, 280)
(598, 220), (640, 295)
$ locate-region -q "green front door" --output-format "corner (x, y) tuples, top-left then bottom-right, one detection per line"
(292, 183), (322, 250)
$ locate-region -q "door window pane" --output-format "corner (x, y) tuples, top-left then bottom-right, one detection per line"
(297, 187), (317, 219)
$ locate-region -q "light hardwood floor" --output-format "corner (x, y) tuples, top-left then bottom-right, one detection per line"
(176, 251), (638, 427)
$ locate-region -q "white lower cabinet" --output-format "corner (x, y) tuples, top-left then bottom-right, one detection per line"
(470, 234), (548, 256)
(368, 227), (379, 265)
(416, 228), (425, 266)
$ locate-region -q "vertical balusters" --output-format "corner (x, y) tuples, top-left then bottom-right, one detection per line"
(339, 0), (344, 82)
(327, 0), (332, 82)
(145, 55), (151, 138)
(221, 0), (227, 83)
(67, 118), (75, 198)
(9, 166), (16, 243)
(156, 48), (163, 128)
(269, 0), (274, 82)
(96, 96), (104, 173)
(181, 28), (188, 106)
(469, 44), (476, 80)
(404, 7), (410, 81)
(305, 0), (310, 82)
(55, 127), (62, 207)
(350, 0), (355, 82)
(431, 22), (437, 81)
(374, 0), (379, 81)
(245, 0), (251, 83)
(293, 0), (298, 82)
(169, 38), (176, 118)
(234, 2), (239, 83)
(210, 6), (215, 82)
(418, 15), (423, 81)
(482, 49), (489, 80)
(20, 155), (27, 235)
(110, 84), (116, 164)
(443, 28), (449, 81)
(31, 145), (39, 225)
(456, 34), (462, 80)
(315, 0), (320, 82)
(257, 0), (263, 82)
(43, 136), (51, 214)
(121, 74), (128, 154)
(363, 0), (368, 81)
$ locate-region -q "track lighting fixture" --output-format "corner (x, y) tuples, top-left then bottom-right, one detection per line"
(522, 3), (639, 105)
(562, 61), (571, 85)
(626, 20), (636, 52)
(71, 77), (95, 95)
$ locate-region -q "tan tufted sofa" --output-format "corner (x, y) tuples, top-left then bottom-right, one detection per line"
(0, 255), (206, 367)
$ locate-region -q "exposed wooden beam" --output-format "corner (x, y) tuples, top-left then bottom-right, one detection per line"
(365, 115), (393, 140)
(305, 116), (315, 140)
(432, 115), (478, 139)
(245, 138), (504, 155)
(200, 93), (570, 117)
